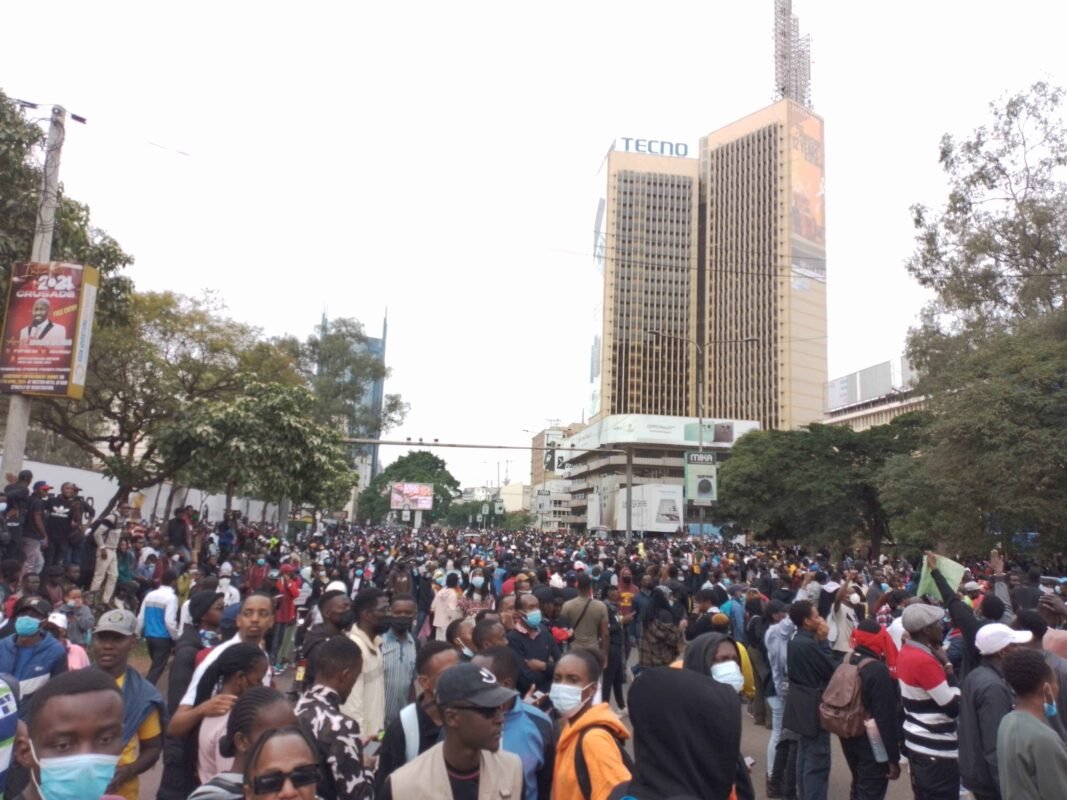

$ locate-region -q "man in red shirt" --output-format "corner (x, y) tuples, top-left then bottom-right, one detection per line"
(271, 563), (301, 674)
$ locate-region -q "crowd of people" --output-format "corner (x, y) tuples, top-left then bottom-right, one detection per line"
(2, 466), (1067, 799)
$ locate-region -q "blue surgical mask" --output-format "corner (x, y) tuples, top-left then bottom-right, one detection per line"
(471, 576), (485, 589)
(31, 741), (119, 800)
(1046, 690), (1058, 718)
(257, 559), (265, 567)
(15, 616), (41, 637)
(524, 610), (542, 627)
(356, 569), (364, 577)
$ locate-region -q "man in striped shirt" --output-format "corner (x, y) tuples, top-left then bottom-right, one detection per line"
(897, 603), (960, 800)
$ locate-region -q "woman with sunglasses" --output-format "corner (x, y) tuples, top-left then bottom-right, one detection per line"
(242, 726), (321, 800)
(189, 687), (296, 800)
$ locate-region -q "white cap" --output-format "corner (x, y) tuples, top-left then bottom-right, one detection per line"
(574, 561), (587, 572)
(975, 623), (1032, 655)
(47, 612), (68, 631)
(219, 562), (234, 576)
(963, 581), (981, 592)
(325, 580), (348, 594)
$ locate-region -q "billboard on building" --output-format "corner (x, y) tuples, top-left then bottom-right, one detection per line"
(614, 484), (684, 534)
(389, 482), (434, 511)
(789, 105), (826, 283)
(564, 414), (760, 453)
(0, 261), (99, 398)
(684, 452), (719, 506)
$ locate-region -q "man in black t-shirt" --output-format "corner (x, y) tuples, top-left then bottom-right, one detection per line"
(1, 470), (32, 563)
(25, 481), (53, 576)
(45, 483), (81, 569)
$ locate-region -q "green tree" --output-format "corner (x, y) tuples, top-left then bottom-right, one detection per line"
(898, 82), (1067, 552)
(32, 291), (302, 510)
(161, 382), (357, 513)
(357, 451), (459, 524)
(716, 416), (927, 558)
(502, 510), (535, 531)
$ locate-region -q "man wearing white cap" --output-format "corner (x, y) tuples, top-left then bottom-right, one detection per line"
(895, 602), (960, 800)
(958, 622), (1033, 800)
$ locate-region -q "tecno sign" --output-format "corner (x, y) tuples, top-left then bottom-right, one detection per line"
(621, 137), (689, 157)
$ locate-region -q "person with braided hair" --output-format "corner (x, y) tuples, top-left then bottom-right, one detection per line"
(187, 687), (296, 800)
(196, 643), (270, 783)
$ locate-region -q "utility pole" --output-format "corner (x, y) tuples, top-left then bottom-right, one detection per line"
(1, 106), (66, 478)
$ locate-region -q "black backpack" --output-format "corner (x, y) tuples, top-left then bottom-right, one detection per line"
(574, 724), (634, 800)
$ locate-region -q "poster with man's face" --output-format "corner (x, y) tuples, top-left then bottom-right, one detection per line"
(0, 261), (98, 397)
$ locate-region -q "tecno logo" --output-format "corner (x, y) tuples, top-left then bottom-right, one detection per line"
(621, 138), (689, 157)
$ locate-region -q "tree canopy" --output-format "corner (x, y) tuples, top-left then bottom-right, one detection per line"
(357, 451), (460, 524)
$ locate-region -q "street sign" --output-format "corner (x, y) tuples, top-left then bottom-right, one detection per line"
(476, 514), (483, 523)
(481, 503), (489, 517)
(494, 501), (504, 515)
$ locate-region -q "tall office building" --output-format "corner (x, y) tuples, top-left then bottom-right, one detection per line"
(700, 100), (826, 429)
(589, 3), (826, 431)
(597, 151), (700, 418)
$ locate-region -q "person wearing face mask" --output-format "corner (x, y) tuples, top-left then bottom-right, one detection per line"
(608, 666), (745, 800)
(430, 573), (463, 642)
(997, 647), (1067, 799)
(551, 648), (631, 800)
(13, 667), (126, 800)
(216, 564), (240, 608)
(244, 556), (269, 593)
(339, 587), (391, 739)
(459, 568), (494, 619)
(446, 618), (477, 662)
(381, 594), (418, 728)
(375, 641), (461, 793)
(507, 594), (562, 696)
(298, 589), (353, 692)
(0, 597), (67, 713)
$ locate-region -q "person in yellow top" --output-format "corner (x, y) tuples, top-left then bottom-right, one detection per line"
(90, 609), (166, 800)
(552, 648), (632, 800)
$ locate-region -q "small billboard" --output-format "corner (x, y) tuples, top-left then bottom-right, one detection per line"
(685, 452), (718, 506)
(389, 482), (434, 511)
(0, 261), (99, 398)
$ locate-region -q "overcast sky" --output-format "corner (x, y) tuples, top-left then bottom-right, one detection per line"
(2, 1), (1064, 489)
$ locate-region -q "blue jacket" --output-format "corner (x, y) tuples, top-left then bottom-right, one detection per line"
(119, 666), (166, 747)
(0, 632), (67, 714)
(501, 696), (554, 800)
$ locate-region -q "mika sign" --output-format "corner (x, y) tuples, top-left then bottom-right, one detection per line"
(620, 137), (689, 157)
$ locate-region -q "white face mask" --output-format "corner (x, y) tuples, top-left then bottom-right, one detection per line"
(549, 682), (593, 719)
(711, 661), (745, 693)
(219, 577), (231, 589)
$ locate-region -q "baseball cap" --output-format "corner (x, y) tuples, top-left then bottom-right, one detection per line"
(435, 663), (517, 709)
(902, 603), (945, 633)
(32, 481), (52, 491)
(15, 597), (52, 618)
(219, 563), (234, 576)
(46, 611), (68, 631)
(94, 609), (137, 636)
(975, 623), (1032, 655)
(962, 581), (981, 593)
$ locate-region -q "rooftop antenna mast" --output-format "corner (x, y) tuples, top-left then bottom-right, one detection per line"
(774, 0), (812, 108)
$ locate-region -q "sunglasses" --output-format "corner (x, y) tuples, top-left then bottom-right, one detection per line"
(251, 764), (319, 794)
(449, 704), (504, 719)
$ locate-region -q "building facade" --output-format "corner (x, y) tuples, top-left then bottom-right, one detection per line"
(589, 101), (827, 432)
(824, 356), (924, 431)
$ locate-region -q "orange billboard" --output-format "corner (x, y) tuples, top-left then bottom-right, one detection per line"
(0, 261), (99, 398)
(789, 105), (826, 281)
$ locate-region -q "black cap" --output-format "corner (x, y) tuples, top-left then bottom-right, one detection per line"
(15, 597), (53, 618)
(435, 663), (517, 708)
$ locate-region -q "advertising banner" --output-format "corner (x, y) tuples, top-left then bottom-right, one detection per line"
(0, 262), (99, 398)
(684, 452), (719, 506)
(389, 482), (434, 511)
(615, 484), (683, 534)
(535, 490), (550, 514)
(789, 105), (826, 283)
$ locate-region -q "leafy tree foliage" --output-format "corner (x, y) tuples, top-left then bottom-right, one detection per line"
(898, 82), (1067, 552)
(716, 416), (927, 558)
(357, 451), (459, 524)
(161, 382), (358, 512)
(31, 292), (301, 510)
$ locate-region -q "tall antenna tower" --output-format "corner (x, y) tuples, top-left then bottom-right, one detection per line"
(774, 0), (812, 108)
